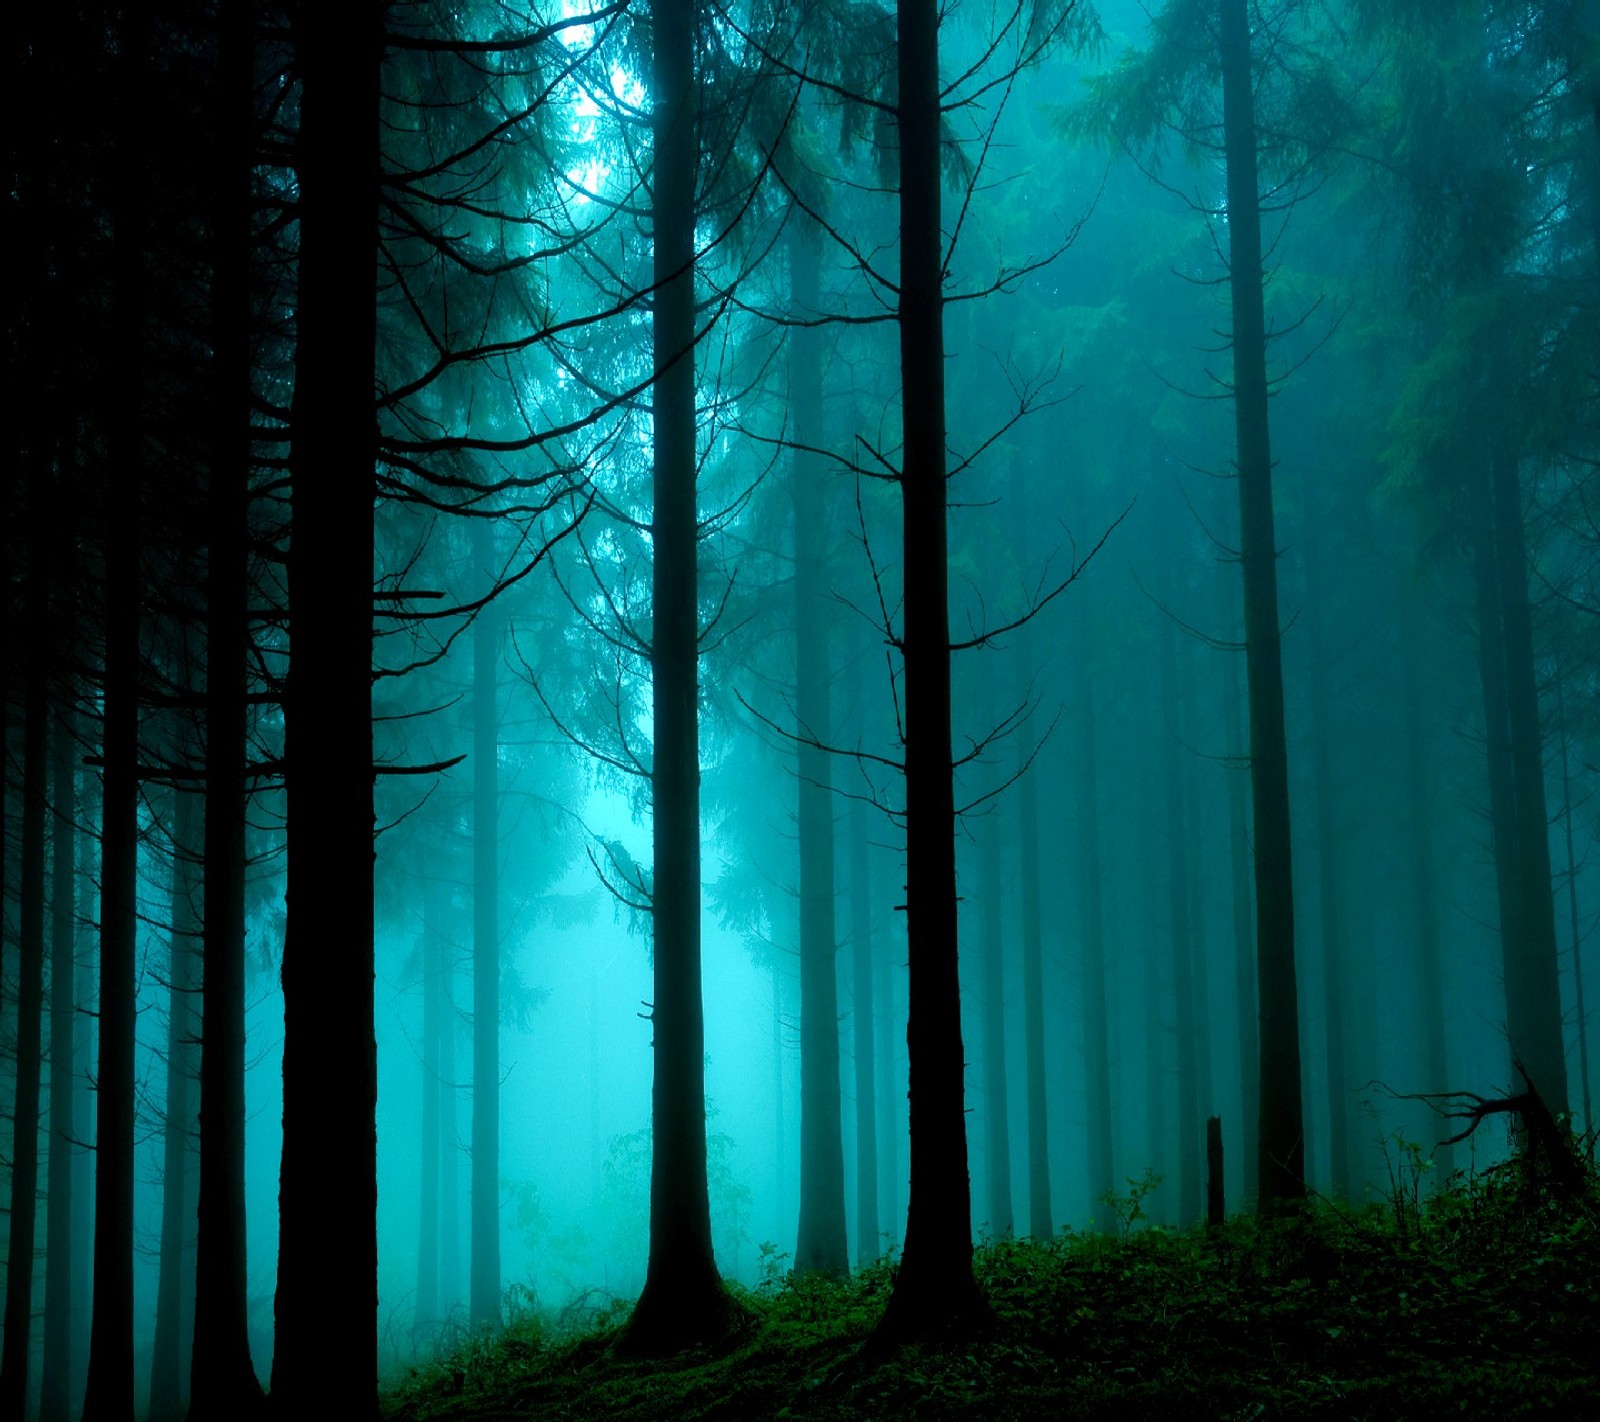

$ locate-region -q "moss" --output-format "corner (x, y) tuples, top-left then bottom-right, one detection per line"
(384, 1164), (1600, 1421)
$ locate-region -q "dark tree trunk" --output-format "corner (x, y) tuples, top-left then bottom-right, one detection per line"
(1219, 0), (1305, 1214)
(41, 704), (79, 1422)
(71, 785), (96, 1402)
(150, 793), (202, 1422)
(1304, 551), (1351, 1199)
(876, 868), (900, 1250)
(83, 10), (150, 1413)
(1490, 442), (1569, 1117)
(1074, 630), (1114, 1234)
(627, 0), (727, 1349)
(1158, 564), (1201, 1227)
(271, 4), (382, 1414)
(790, 212), (849, 1279)
(849, 797), (880, 1264)
(1556, 675), (1593, 1134)
(1399, 630), (1454, 1178)
(1, 463), (51, 1418)
(878, 0), (983, 1337)
(1221, 615), (1259, 1207)
(189, 6), (264, 1413)
(1471, 448), (1568, 1119)
(977, 673), (1013, 1240)
(471, 519), (502, 1329)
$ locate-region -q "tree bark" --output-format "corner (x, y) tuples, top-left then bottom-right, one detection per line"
(627, 0), (727, 1348)
(150, 792), (202, 1422)
(877, 0), (983, 1337)
(271, 4), (383, 1414)
(1219, 0), (1305, 1213)
(1, 460), (52, 1418)
(849, 796), (880, 1264)
(189, 3), (264, 1411)
(790, 212), (849, 1279)
(41, 704), (78, 1422)
(83, 9), (149, 1413)
(1220, 609), (1259, 1207)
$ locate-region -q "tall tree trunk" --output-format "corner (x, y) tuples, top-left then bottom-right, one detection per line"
(876, 882), (900, 1250)
(83, 9), (149, 1412)
(976, 673), (1013, 1239)
(41, 703), (78, 1422)
(849, 797), (880, 1264)
(1556, 674), (1593, 1134)
(471, 519), (502, 1328)
(790, 213), (849, 1279)
(1074, 631), (1114, 1234)
(1, 463), (51, 1418)
(417, 875), (447, 1340)
(627, 0), (726, 1348)
(189, 4), (263, 1412)
(1490, 440), (1569, 1116)
(271, 4), (382, 1413)
(878, 0), (982, 1337)
(1399, 627), (1454, 1178)
(1304, 552), (1351, 1199)
(71, 780), (97, 1407)
(1009, 477), (1052, 1242)
(1158, 566), (1201, 1227)
(1219, 0), (1305, 1213)
(150, 791), (202, 1422)
(440, 928), (462, 1313)
(1221, 619), (1259, 1207)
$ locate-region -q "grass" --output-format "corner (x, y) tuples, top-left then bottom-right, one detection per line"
(384, 1159), (1600, 1421)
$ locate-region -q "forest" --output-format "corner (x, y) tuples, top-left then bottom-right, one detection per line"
(2, 0), (1599, 1418)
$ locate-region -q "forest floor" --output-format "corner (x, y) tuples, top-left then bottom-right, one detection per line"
(384, 1161), (1599, 1422)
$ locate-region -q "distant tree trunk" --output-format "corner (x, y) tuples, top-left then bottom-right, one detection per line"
(1471, 445), (1568, 1118)
(41, 704), (78, 1422)
(1221, 624), (1259, 1206)
(790, 212), (849, 1279)
(149, 791), (202, 1422)
(1490, 438), (1569, 1117)
(627, 0), (727, 1349)
(878, 0), (983, 1337)
(417, 875), (447, 1338)
(976, 675), (1013, 1240)
(471, 519), (502, 1329)
(1011, 535), (1053, 1240)
(773, 961), (787, 1235)
(1158, 565), (1201, 1227)
(1304, 551), (1351, 1199)
(72, 780), (97, 1402)
(271, 4), (383, 1414)
(1074, 630), (1115, 1234)
(1219, 0), (1305, 1213)
(1399, 630), (1454, 1178)
(83, 10), (149, 1413)
(849, 797), (880, 1264)
(189, 3), (264, 1410)
(1556, 674), (1593, 1135)
(440, 926), (462, 1312)
(1, 462), (51, 1418)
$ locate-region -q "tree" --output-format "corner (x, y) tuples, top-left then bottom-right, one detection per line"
(626, 0), (732, 1348)
(790, 211), (850, 1279)
(876, 0), (984, 1336)
(270, 4), (384, 1414)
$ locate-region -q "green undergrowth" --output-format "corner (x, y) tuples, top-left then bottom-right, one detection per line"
(385, 1163), (1600, 1421)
